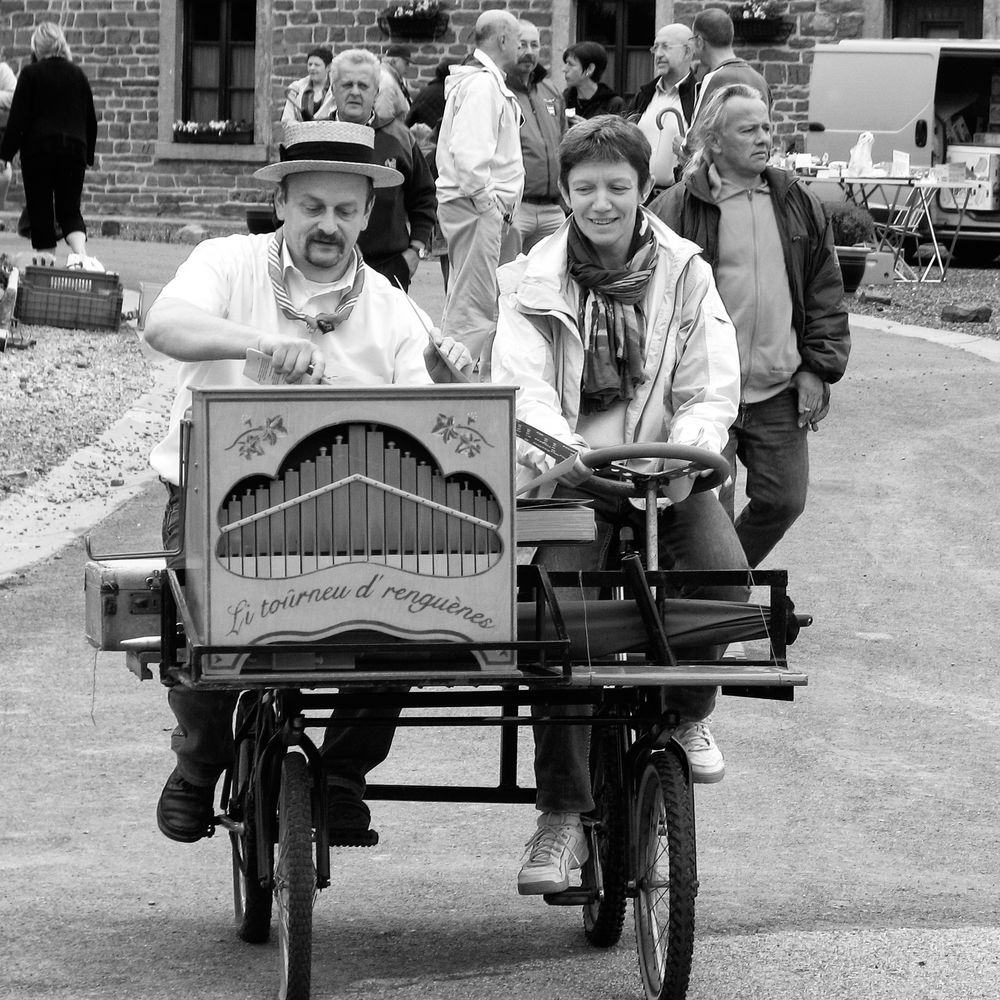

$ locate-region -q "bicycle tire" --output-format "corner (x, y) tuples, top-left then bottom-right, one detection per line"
(275, 752), (316, 1000)
(230, 692), (273, 943)
(582, 723), (628, 947)
(633, 753), (698, 1000)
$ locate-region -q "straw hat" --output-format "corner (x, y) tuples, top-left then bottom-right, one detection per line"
(254, 120), (402, 187)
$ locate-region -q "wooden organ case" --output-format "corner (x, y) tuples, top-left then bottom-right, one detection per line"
(181, 386), (516, 677)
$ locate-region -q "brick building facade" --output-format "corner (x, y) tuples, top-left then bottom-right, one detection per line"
(1, 0), (997, 221)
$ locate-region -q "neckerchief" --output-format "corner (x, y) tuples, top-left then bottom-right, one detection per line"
(567, 210), (658, 413)
(267, 226), (365, 334)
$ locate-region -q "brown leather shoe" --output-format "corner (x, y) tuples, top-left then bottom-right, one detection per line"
(156, 767), (216, 842)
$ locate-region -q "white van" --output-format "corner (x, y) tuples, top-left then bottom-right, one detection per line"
(806, 39), (1000, 262)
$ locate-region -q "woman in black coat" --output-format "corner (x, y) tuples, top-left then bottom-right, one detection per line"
(0, 22), (99, 266)
(562, 42), (625, 122)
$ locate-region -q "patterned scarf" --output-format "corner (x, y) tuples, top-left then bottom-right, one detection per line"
(567, 210), (658, 413)
(267, 226), (366, 334)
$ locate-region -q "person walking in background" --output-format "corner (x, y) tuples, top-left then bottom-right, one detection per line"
(561, 42), (624, 122)
(0, 54), (16, 213)
(652, 85), (850, 568)
(435, 10), (524, 370)
(330, 48), (436, 291)
(508, 20), (566, 255)
(405, 56), (463, 292)
(405, 56), (460, 129)
(375, 44), (412, 123)
(688, 7), (771, 126)
(627, 24), (697, 193)
(0, 22), (100, 270)
(281, 47), (335, 123)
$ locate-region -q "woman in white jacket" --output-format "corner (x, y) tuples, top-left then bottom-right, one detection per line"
(491, 115), (749, 897)
(281, 47), (335, 123)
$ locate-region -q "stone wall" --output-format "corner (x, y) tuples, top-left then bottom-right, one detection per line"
(674, 0), (868, 151)
(0, 0), (864, 219)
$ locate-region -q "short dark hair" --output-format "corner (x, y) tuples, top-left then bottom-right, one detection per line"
(559, 114), (651, 191)
(562, 42), (608, 83)
(692, 8), (735, 48)
(307, 46), (333, 66)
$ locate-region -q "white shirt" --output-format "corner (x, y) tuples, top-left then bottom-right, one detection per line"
(150, 233), (433, 483)
(636, 73), (691, 162)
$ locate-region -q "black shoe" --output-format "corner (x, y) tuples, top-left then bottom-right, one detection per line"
(327, 786), (379, 847)
(156, 767), (216, 843)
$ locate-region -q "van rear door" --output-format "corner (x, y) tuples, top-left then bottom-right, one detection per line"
(806, 42), (940, 165)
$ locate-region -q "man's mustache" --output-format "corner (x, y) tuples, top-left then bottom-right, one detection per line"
(309, 235), (344, 248)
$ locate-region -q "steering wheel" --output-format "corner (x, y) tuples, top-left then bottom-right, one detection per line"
(578, 443), (730, 500)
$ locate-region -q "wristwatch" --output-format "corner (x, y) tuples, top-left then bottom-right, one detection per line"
(409, 241), (429, 260)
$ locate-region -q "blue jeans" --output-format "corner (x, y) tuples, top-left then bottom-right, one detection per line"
(161, 485), (399, 791)
(720, 388), (809, 569)
(531, 488), (750, 814)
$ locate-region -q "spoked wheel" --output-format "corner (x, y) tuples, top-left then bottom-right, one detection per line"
(274, 752), (317, 1000)
(634, 753), (697, 1000)
(582, 723), (628, 946)
(230, 692), (273, 943)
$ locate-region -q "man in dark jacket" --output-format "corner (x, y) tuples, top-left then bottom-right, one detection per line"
(508, 20), (566, 254)
(627, 23), (698, 191)
(330, 49), (436, 291)
(652, 84), (850, 568)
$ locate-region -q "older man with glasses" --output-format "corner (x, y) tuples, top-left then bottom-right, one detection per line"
(626, 23), (697, 192)
(628, 25), (697, 129)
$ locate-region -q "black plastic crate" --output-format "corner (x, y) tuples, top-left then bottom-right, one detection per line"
(14, 266), (124, 331)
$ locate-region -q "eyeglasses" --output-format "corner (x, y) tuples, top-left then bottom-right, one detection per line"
(650, 41), (692, 54)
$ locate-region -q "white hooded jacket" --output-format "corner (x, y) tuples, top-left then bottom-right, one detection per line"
(435, 49), (524, 213)
(491, 211), (739, 489)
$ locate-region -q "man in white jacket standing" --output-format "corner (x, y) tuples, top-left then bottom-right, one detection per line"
(435, 10), (524, 370)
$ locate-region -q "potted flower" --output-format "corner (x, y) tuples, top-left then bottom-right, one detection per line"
(730, 2), (794, 43)
(823, 202), (876, 294)
(173, 119), (254, 145)
(377, 0), (449, 40)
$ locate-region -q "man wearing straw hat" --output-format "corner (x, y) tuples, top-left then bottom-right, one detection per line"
(144, 119), (470, 847)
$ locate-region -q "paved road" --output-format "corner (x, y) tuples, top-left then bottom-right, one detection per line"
(2, 301), (999, 999)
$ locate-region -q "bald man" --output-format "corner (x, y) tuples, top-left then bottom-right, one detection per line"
(435, 10), (524, 371)
(628, 24), (697, 172)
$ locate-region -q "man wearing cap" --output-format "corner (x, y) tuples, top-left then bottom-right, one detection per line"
(144, 120), (471, 848)
(508, 19), (566, 255)
(375, 44), (412, 122)
(436, 9), (524, 369)
(330, 48), (436, 291)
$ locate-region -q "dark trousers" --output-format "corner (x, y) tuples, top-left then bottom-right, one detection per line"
(720, 388), (809, 569)
(161, 484), (401, 789)
(20, 151), (86, 251)
(366, 251), (411, 292)
(531, 488), (750, 813)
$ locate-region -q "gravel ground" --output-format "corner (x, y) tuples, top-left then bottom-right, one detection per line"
(0, 324), (153, 498)
(849, 266), (1000, 340)
(0, 259), (997, 503)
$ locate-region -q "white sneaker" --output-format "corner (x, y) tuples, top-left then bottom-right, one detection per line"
(66, 252), (83, 269)
(517, 811), (589, 895)
(83, 255), (105, 272)
(675, 720), (726, 783)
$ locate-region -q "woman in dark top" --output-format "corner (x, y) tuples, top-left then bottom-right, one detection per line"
(404, 57), (461, 129)
(562, 41), (625, 122)
(0, 22), (99, 266)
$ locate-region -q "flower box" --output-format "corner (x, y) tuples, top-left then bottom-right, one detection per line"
(173, 130), (254, 145)
(730, 16), (794, 43)
(377, 3), (449, 40)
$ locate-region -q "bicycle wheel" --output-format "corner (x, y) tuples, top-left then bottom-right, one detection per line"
(633, 753), (697, 1000)
(230, 693), (273, 943)
(275, 752), (316, 1000)
(582, 723), (628, 947)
